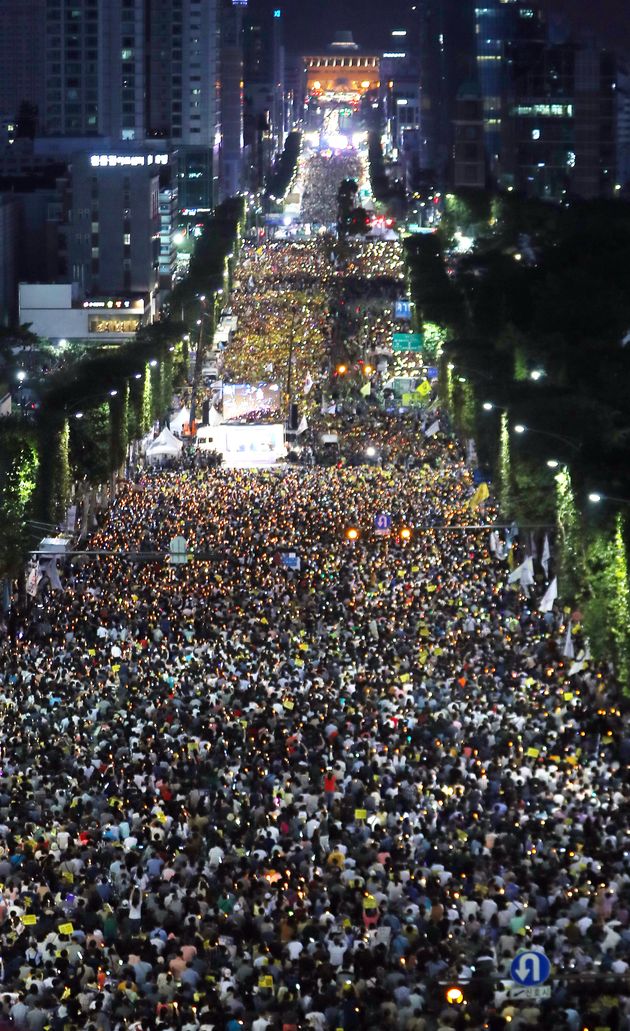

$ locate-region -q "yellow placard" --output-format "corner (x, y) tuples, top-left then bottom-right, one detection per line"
(400, 673), (410, 683)
(258, 975), (274, 989)
(354, 809), (367, 821)
(526, 748), (540, 758)
(21, 914), (37, 926)
(563, 692), (574, 701)
(283, 699), (295, 710)
(58, 922), (74, 935)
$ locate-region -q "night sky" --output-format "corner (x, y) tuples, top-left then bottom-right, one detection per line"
(248, 0), (629, 54)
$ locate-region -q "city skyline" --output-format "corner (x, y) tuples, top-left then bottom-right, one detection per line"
(246, 0), (630, 53)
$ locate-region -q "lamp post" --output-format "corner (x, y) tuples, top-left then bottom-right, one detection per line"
(588, 492), (630, 506)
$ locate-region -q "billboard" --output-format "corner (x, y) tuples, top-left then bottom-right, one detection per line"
(222, 382), (282, 422)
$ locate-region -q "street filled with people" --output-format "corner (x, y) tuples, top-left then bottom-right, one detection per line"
(0, 150), (629, 1031)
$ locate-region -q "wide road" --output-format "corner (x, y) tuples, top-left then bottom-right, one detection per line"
(1, 152), (627, 1031)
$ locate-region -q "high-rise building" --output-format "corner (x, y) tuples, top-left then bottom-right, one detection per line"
(475, 0), (545, 173)
(243, 5), (286, 188)
(220, 0), (247, 200)
(146, 0), (221, 211)
(42, 0), (146, 139)
(0, 1), (222, 212)
(418, 0), (477, 185)
(0, 1), (46, 133)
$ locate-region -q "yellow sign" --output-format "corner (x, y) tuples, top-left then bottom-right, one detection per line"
(354, 809), (367, 821)
(58, 922), (74, 935)
(258, 975), (274, 989)
(21, 914), (37, 926)
(526, 747), (540, 758)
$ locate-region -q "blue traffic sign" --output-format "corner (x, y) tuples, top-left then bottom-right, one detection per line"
(510, 951), (551, 987)
(374, 513), (392, 534)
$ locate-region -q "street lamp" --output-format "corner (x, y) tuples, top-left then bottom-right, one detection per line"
(547, 459), (560, 469)
(588, 492), (630, 506)
(365, 446), (377, 458)
(512, 423), (580, 452)
(16, 370), (26, 382)
(345, 527), (360, 541)
(530, 368), (545, 381)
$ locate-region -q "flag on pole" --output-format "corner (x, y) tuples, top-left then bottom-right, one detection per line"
(40, 559), (62, 591)
(563, 619), (575, 659)
(296, 415), (308, 435)
(26, 563), (41, 598)
(508, 556), (534, 591)
(425, 420), (440, 437)
(469, 482), (489, 511)
(541, 534), (551, 577)
(539, 577), (558, 613)
(360, 381), (371, 397)
(304, 372), (314, 395)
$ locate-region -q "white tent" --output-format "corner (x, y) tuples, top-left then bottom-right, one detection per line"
(169, 407), (190, 434)
(146, 426), (184, 462)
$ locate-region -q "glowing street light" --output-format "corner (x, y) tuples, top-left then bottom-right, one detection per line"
(547, 459), (560, 469)
(514, 423), (526, 434)
(530, 368), (545, 381)
(400, 527), (412, 541)
(337, 364), (348, 375)
(345, 527), (360, 541)
(109, 389), (118, 397)
(365, 446), (377, 458)
(74, 411), (84, 419)
(587, 492), (630, 506)
(482, 402), (494, 411)
(445, 987), (465, 1006)
(16, 370), (26, 382)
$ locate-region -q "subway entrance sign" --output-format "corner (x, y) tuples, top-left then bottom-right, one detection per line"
(392, 332), (423, 353)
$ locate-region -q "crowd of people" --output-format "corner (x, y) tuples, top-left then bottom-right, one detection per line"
(0, 153), (628, 1031)
(300, 153), (365, 227)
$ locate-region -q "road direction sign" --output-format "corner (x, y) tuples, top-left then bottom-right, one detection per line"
(510, 951), (551, 987)
(374, 513), (392, 534)
(393, 332), (423, 353)
(394, 300), (412, 320)
(169, 535), (189, 566)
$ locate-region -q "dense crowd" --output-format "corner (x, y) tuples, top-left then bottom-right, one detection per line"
(300, 153), (365, 227)
(0, 153), (628, 1031)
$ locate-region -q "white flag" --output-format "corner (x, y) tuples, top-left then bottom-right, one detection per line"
(563, 620), (575, 659)
(538, 577), (558, 613)
(541, 534), (551, 577)
(296, 415), (308, 435)
(508, 560), (526, 584)
(508, 557), (534, 591)
(425, 420), (440, 437)
(304, 372), (314, 395)
(41, 559), (63, 591)
(26, 563), (41, 598)
(489, 530), (499, 555)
